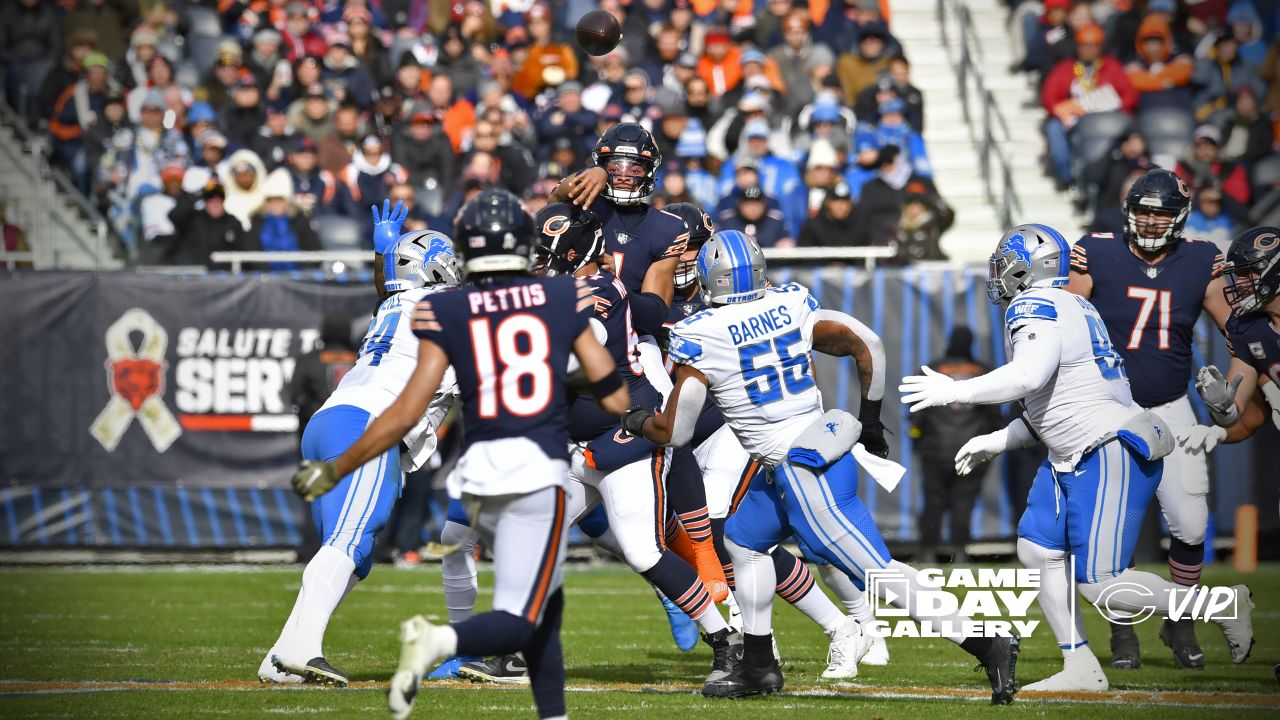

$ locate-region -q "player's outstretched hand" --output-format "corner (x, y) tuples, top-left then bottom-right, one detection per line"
(954, 433), (1003, 476)
(1175, 424), (1228, 455)
(371, 199), (409, 254)
(292, 460), (339, 502)
(899, 365), (958, 412)
(565, 167), (608, 208)
(1194, 365), (1242, 424)
(858, 420), (890, 458)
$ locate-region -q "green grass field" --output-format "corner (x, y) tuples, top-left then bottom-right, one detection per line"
(0, 562), (1277, 719)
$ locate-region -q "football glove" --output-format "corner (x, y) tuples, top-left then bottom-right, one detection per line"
(622, 407), (651, 437)
(954, 432), (1005, 476)
(1194, 365), (1242, 426)
(292, 460), (340, 502)
(899, 365), (959, 412)
(1175, 424), (1228, 455)
(371, 199), (409, 254)
(858, 420), (890, 459)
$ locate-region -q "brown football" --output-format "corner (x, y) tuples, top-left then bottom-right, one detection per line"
(575, 10), (622, 56)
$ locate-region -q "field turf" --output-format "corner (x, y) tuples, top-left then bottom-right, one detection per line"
(0, 562), (1277, 719)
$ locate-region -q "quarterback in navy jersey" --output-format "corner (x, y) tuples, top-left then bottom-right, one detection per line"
(550, 122), (690, 338)
(1065, 169), (1232, 670)
(1196, 226), (1280, 441)
(291, 189), (629, 720)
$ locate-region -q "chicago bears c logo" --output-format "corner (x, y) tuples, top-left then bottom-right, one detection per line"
(541, 215), (571, 242)
(1253, 232), (1279, 251)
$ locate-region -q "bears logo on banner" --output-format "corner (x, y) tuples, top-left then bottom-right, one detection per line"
(90, 308), (182, 452)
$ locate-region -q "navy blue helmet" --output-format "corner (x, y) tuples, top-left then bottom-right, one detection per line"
(1223, 226), (1280, 314)
(1123, 168), (1191, 253)
(532, 202), (605, 277)
(453, 189), (535, 277)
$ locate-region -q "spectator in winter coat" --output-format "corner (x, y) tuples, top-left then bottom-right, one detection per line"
(112, 27), (159, 92)
(218, 149), (270, 231)
(197, 43), (246, 113)
(84, 92), (130, 196)
(717, 185), (794, 249)
(767, 10), (835, 117)
(896, 179), (955, 263)
(1192, 28), (1265, 122)
(799, 181), (859, 247)
(393, 106), (457, 190)
(853, 97), (932, 178)
(697, 26), (742, 98)
(182, 130), (228, 195)
(463, 119), (535, 195)
(1041, 24), (1138, 188)
(853, 145), (912, 248)
(250, 171), (321, 270)
(246, 27), (287, 92)
(252, 100), (300, 172)
(49, 51), (118, 189)
(165, 182), (253, 266)
(345, 6), (392, 90)
(340, 135), (408, 221)
(836, 20), (893, 106)
(1125, 14), (1193, 113)
(1213, 86), (1273, 167)
(1019, 0), (1070, 79)
(1175, 124), (1251, 219)
(511, 3), (579, 100)
(717, 119), (806, 235)
(286, 137), (355, 217)
(291, 84), (335, 145)
(320, 35), (375, 111)
(429, 23), (485, 99)
(282, 2), (328, 62)
(63, 0), (128, 61)
(1184, 184), (1237, 253)
(100, 89), (190, 202)
(1, 0), (62, 123)
(222, 73), (267, 149)
(854, 58), (925, 133)
(37, 30), (95, 124)
(317, 104), (363, 174)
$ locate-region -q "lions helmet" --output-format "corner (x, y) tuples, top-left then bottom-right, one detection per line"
(664, 202), (714, 290)
(1223, 226), (1280, 314)
(987, 223), (1070, 305)
(592, 122), (660, 206)
(697, 230), (767, 306)
(453, 189), (536, 278)
(532, 202), (605, 276)
(1123, 168), (1191, 253)
(383, 230), (462, 293)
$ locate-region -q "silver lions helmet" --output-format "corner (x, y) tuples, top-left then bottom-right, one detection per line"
(697, 230), (767, 306)
(987, 223), (1070, 305)
(384, 230), (462, 293)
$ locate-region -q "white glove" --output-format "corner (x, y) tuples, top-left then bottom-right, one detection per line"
(1195, 365), (1242, 426)
(954, 432), (1006, 476)
(899, 365), (959, 412)
(1175, 424), (1228, 455)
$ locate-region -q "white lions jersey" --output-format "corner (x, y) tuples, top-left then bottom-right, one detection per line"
(1004, 286), (1139, 471)
(668, 283), (823, 466)
(321, 287), (458, 470)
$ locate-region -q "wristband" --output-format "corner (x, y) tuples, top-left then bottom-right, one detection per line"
(589, 371), (624, 400)
(858, 397), (883, 423)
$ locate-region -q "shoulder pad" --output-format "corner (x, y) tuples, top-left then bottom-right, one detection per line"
(667, 332), (703, 365)
(769, 282), (821, 310)
(1005, 294), (1058, 329)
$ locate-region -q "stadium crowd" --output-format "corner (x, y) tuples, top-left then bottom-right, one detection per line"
(1, 0), (962, 267)
(1012, 0), (1280, 250)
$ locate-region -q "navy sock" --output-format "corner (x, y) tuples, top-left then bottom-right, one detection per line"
(642, 550), (713, 619)
(743, 632), (773, 668)
(453, 610), (535, 657)
(1168, 537), (1204, 587)
(525, 589), (566, 719)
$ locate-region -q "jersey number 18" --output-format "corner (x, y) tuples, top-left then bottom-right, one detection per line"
(469, 314), (553, 418)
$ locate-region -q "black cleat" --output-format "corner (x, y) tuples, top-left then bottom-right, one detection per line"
(1109, 621), (1142, 669)
(457, 653), (529, 685)
(703, 658), (784, 698)
(1159, 618), (1206, 670)
(273, 655), (349, 687)
(702, 628), (738, 686)
(974, 635), (1019, 705)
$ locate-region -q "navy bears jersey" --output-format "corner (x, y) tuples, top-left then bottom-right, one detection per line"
(1225, 310), (1280, 387)
(587, 198), (689, 294)
(1071, 233), (1225, 407)
(412, 274), (593, 462)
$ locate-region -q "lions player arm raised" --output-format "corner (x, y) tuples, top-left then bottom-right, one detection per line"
(331, 339), (451, 478)
(901, 323), (1061, 411)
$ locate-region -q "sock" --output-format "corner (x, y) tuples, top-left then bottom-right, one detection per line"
(665, 515), (697, 565)
(727, 538), (775, 636)
(1168, 537), (1204, 588)
(817, 563), (874, 624)
(1017, 538), (1088, 650)
(524, 589), (566, 719)
(453, 610), (533, 657)
(664, 515), (726, 601)
(678, 507), (714, 543)
(771, 547), (842, 634)
(743, 632), (774, 668)
(440, 520), (479, 623)
(641, 551), (727, 633)
(278, 545), (356, 661)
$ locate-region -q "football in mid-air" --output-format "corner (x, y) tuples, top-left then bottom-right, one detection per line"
(576, 10), (622, 56)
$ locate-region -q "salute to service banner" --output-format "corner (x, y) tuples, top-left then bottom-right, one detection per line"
(0, 269), (1269, 548)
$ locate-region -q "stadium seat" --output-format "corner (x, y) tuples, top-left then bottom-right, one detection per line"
(173, 60), (200, 90)
(1251, 155), (1280, 189)
(314, 215), (365, 250)
(184, 6), (223, 36)
(186, 34), (224, 77)
(1137, 108), (1194, 168)
(1071, 112), (1131, 169)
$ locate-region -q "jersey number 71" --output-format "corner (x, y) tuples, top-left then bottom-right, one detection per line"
(738, 329), (815, 406)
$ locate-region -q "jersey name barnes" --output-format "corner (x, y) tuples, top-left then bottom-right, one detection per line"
(727, 304), (796, 345)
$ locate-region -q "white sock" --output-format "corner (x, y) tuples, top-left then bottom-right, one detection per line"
(440, 520), (479, 623)
(278, 545), (357, 661)
(791, 579), (844, 636)
(1017, 538), (1088, 650)
(726, 538), (775, 635)
(818, 563), (874, 624)
(691, 599), (729, 633)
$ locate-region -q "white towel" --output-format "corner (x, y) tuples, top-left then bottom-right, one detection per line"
(852, 444), (906, 493)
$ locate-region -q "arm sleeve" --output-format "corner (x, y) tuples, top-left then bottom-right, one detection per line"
(950, 323), (1062, 405)
(1069, 239), (1089, 274)
(629, 290), (670, 338)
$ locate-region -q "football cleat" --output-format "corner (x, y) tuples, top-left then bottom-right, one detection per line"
(1108, 621), (1142, 669)
(703, 658), (784, 698)
(425, 655), (483, 680)
(974, 634), (1019, 705)
(1023, 650), (1107, 692)
(1209, 584), (1254, 664)
(272, 654), (348, 687)
(1159, 618), (1206, 670)
(389, 615), (456, 719)
(258, 652), (303, 684)
(860, 632), (890, 667)
(457, 653), (530, 685)
(702, 628), (737, 686)
(821, 617), (873, 680)
(659, 593), (699, 652)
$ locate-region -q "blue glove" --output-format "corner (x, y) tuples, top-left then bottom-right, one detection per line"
(371, 199), (408, 254)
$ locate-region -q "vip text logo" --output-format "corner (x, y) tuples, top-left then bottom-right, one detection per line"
(1093, 584), (1239, 626)
(864, 567), (1040, 639)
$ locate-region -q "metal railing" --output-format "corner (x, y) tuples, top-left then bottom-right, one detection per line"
(210, 246), (898, 274)
(937, 0), (1023, 230)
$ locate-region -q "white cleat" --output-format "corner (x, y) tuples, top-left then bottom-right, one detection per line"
(1023, 652), (1108, 692)
(822, 616), (873, 679)
(257, 652), (304, 684)
(860, 633), (890, 667)
(1211, 584), (1255, 664)
(388, 616), (453, 719)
